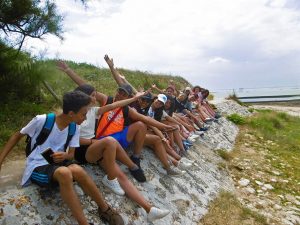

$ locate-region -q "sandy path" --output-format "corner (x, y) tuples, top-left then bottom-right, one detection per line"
(252, 105), (300, 117)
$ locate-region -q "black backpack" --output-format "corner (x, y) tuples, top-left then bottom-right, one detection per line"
(25, 113), (76, 157)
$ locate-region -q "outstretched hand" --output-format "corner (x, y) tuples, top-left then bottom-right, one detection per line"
(104, 54), (114, 67)
(134, 91), (146, 99)
(137, 86), (144, 92)
(57, 61), (69, 72)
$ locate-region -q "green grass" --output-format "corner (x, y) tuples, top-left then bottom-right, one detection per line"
(217, 149), (233, 161)
(44, 60), (190, 97)
(246, 110), (300, 195)
(0, 101), (51, 147)
(199, 191), (268, 225)
(227, 113), (246, 125)
(0, 60), (191, 148)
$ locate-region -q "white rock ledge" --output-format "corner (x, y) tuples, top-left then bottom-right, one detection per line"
(0, 100), (249, 225)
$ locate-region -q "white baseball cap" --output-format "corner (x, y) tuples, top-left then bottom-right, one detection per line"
(157, 94), (167, 105)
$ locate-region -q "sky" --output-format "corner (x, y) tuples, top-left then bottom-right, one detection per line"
(25, 0), (300, 90)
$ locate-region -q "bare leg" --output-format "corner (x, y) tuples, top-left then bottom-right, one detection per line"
(68, 164), (108, 212)
(53, 166), (90, 225)
(85, 137), (118, 180)
(163, 122), (185, 152)
(144, 134), (170, 169)
(113, 141), (137, 170)
(164, 142), (181, 160)
(126, 121), (147, 156)
(115, 163), (152, 212)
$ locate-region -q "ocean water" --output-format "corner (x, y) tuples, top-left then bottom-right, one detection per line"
(212, 86), (300, 103)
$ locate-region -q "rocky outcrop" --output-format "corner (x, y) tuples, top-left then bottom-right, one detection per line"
(0, 100), (249, 225)
(216, 100), (252, 117)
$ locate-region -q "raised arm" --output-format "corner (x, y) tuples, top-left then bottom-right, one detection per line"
(57, 61), (107, 105)
(104, 54), (125, 86)
(128, 108), (176, 131)
(117, 70), (138, 94)
(98, 92), (145, 115)
(57, 61), (86, 86)
(104, 54), (138, 94)
(0, 132), (25, 171)
(151, 84), (165, 94)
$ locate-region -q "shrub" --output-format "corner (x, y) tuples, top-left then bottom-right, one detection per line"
(217, 149), (233, 161)
(227, 113), (246, 125)
(226, 92), (245, 106)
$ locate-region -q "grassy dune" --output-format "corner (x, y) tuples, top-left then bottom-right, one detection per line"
(0, 60), (190, 148)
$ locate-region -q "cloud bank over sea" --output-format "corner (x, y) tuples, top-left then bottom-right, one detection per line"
(26, 0), (300, 90)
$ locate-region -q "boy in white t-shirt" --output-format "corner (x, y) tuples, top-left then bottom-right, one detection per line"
(0, 91), (124, 225)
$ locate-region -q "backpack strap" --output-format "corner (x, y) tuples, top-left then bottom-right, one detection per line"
(25, 113), (56, 157)
(64, 122), (76, 151)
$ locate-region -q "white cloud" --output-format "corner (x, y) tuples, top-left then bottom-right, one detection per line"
(209, 57), (230, 64)
(25, 0), (300, 89)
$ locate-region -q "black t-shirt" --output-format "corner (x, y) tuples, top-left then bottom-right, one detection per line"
(130, 101), (150, 115)
(174, 98), (188, 113)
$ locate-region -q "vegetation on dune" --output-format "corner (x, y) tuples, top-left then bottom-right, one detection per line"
(227, 113), (246, 125)
(226, 92), (246, 106)
(203, 110), (300, 224)
(199, 191), (268, 225)
(0, 56), (190, 147)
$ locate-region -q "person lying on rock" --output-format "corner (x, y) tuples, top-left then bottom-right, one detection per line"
(0, 91), (124, 225)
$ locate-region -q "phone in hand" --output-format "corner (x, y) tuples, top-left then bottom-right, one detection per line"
(41, 148), (54, 164)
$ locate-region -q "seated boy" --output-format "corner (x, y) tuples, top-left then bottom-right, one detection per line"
(0, 91), (124, 225)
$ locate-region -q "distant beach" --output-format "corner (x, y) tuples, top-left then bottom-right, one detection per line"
(212, 86), (300, 104)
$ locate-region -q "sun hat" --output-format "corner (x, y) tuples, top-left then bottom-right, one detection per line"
(157, 94), (167, 105)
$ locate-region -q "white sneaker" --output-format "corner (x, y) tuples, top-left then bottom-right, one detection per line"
(189, 134), (200, 139)
(177, 160), (192, 170)
(167, 165), (185, 176)
(181, 157), (194, 164)
(102, 175), (125, 196)
(148, 207), (170, 222)
(187, 137), (196, 143)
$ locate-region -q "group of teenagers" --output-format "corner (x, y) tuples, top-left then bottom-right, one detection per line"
(0, 55), (220, 225)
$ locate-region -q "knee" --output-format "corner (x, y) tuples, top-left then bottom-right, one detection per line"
(102, 136), (118, 149)
(68, 164), (88, 179)
(153, 136), (163, 146)
(134, 121), (147, 131)
(54, 167), (73, 184)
